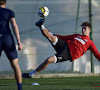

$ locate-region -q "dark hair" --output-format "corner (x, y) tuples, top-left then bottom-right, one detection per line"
(81, 21), (92, 29)
(0, 0), (6, 5)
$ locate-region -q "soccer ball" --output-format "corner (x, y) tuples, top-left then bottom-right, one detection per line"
(38, 7), (49, 17)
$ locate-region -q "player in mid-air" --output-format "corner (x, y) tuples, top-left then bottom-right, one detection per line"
(22, 18), (100, 78)
(0, 0), (23, 90)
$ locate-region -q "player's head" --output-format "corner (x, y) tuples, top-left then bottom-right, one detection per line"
(81, 22), (91, 35)
(0, 0), (6, 6)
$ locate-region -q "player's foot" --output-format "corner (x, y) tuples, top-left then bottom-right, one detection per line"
(22, 73), (34, 79)
(22, 73), (30, 78)
(35, 18), (45, 26)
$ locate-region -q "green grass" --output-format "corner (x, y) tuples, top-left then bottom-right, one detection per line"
(0, 76), (100, 90)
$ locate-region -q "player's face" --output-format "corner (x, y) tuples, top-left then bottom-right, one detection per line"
(82, 26), (91, 35)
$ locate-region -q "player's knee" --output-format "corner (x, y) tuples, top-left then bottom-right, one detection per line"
(46, 56), (55, 64)
(47, 58), (51, 63)
(10, 58), (19, 69)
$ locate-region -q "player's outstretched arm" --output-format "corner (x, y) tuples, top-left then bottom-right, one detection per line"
(89, 41), (100, 61)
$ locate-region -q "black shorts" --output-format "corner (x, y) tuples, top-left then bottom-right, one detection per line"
(52, 37), (72, 63)
(0, 34), (18, 60)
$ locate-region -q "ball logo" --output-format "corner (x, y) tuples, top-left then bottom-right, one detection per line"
(58, 57), (62, 60)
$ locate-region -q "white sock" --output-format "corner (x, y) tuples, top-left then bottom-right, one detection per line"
(40, 25), (45, 30)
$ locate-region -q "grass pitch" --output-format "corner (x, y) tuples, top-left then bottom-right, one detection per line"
(0, 76), (100, 90)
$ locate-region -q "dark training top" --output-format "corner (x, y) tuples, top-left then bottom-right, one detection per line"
(0, 7), (18, 60)
(0, 7), (15, 34)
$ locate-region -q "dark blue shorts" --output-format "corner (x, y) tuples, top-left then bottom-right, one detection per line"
(0, 34), (18, 60)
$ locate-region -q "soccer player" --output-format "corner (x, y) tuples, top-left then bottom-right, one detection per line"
(22, 18), (100, 78)
(0, 0), (23, 90)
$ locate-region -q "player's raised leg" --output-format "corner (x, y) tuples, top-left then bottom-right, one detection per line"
(22, 55), (57, 78)
(35, 18), (57, 43)
(22, 19), (58, 78)
(10, 58), (22, 90)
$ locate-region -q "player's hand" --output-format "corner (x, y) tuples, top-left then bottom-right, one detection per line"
(18, 42), (23, 51)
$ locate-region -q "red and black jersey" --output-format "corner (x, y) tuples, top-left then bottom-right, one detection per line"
(56, 34), (100, 61)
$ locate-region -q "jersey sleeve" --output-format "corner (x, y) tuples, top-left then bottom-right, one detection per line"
(89, 41), (100, 61)
(9, 10), (15, 19)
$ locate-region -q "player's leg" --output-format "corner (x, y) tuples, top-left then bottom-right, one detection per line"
(22, 55), (57, 78)
(0, 38), (2, 57)
(35, 18), (56, 43)
(10, 58), (22, 90)
(3, 34), (22, 90)
(36, 55), (56, 72)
